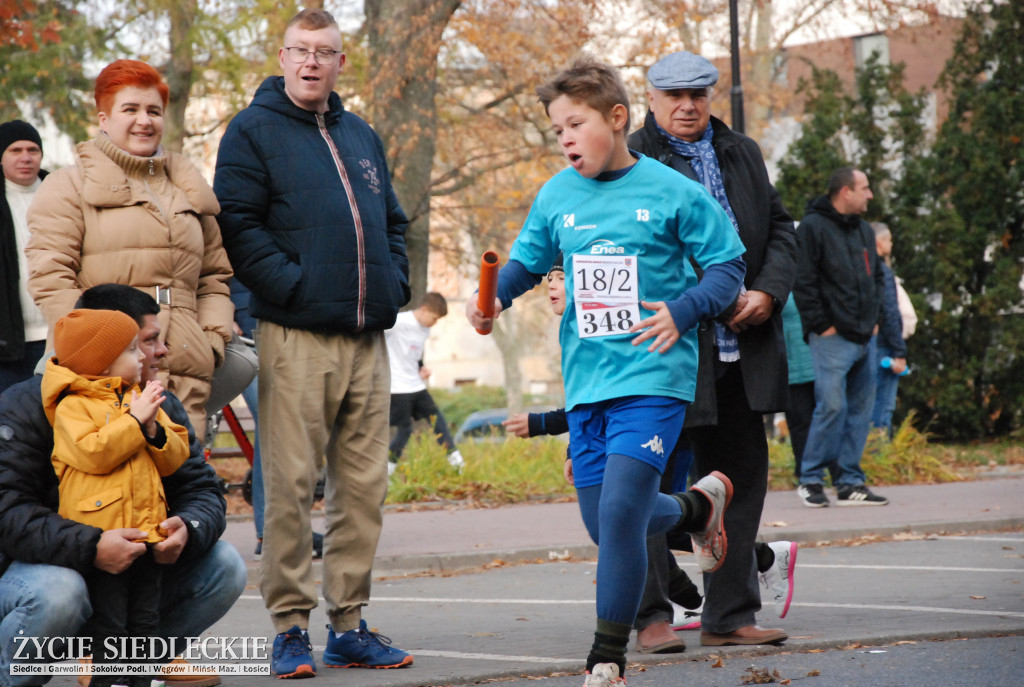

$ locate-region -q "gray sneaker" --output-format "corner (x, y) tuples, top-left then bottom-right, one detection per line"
(688, 471), (733, 573)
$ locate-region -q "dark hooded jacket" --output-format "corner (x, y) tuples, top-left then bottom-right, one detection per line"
(792, 195), (884, 344)
(0, 375), (227, 577)
(629, 113), (797, 425)
(0, 169), (47, 362)
(213, 76), (410, 333)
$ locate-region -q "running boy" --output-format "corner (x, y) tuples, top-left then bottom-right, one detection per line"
(467, 56), (747, 686)
(42, 309), (189, 687)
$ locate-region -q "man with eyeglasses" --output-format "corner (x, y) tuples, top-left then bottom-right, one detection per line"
(213, 7), (412, 679)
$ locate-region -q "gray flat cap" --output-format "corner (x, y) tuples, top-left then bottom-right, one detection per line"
(647, 51), (719, 90)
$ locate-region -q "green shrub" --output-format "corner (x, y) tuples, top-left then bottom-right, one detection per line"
(768, 412), (960, 490)
(386, 430), (570, 504)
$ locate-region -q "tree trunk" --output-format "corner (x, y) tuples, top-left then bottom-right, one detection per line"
(163, 0), (197, 152)
(365, 0), (462, 306)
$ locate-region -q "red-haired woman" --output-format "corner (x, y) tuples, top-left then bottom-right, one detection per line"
(26, 59), (233, 432)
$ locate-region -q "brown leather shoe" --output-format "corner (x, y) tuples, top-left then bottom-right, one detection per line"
(635, 620), (686, 654)
(700, 625), (788, 646)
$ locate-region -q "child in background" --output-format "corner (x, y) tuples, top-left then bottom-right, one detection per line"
(385, 292), (463, 474)
(42, 309), (189, 687)
(468, 56), (746, 686)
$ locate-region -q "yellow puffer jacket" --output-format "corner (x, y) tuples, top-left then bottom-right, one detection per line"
(26, 135), (234, 432)
(42, 359), (190, 543)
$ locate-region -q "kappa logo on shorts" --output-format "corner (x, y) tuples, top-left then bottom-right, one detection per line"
(641, 435), (664, 456)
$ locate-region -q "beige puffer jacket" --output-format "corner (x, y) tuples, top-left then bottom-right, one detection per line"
(26, 135), (233, 432)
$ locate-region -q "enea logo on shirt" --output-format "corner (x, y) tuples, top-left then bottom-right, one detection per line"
(588, 239), (625, 255)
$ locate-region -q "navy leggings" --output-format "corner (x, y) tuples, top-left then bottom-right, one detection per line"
(576, 454), (684, 625)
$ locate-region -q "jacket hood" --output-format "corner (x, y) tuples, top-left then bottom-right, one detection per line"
(41, 358), (133, 426)
(251, 76), (345, 126)
(804, 194), (861, 230)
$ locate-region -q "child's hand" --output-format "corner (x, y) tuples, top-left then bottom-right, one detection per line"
(563, 457), (574, 486)
(466, 296), (503, 331)
(129, 380), (166, 434)
(630, 301), (680, 353)
(502, 413), (531, 438)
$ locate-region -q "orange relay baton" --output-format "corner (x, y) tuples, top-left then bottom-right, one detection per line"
(475, 251), (501, 335)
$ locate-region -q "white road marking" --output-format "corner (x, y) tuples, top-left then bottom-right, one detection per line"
(797, 564), (1022, 573)
(793, 602), (1024, 619)
(410, 650), (577, 664)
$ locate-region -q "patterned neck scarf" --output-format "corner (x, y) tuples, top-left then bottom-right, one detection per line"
(657, 121), (743, 361)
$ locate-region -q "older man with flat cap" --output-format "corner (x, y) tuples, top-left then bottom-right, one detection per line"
(629, 51), (798, 647)
(0, 120), (48, 395)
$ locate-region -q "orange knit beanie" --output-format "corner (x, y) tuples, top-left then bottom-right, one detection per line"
(54, 309), (139, 376)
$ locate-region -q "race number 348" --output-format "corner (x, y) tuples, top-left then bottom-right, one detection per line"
(572, 254), (640, 339)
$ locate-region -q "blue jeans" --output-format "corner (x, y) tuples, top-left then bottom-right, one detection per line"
(800, 333), (877, 487)
(871, 345), (900, 438)
(0, 541), (246, 686)
(241, 378), (265, 539)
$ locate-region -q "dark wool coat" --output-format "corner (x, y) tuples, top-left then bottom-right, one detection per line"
(0, 169), (47, 362)
(629, 113), (797, 425)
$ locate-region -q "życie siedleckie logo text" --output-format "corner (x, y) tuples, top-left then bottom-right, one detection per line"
(12, 634), (268, 661)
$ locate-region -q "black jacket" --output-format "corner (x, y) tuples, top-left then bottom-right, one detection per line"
(214, 76), (410, 334)
(0, 375), (227, 577)
(0, 170), (47, 362)
(629, 113), (797, 424)
(792, 195), (884, 344)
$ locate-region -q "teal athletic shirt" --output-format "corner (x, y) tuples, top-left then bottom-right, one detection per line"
(508, 154), (745, 410)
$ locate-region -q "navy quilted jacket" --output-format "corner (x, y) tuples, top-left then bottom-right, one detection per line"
(214, 76), (410, 333)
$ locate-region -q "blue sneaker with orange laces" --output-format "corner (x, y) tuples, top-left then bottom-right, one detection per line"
(323, 620), (413, 669)
(271, 625), (315, 679)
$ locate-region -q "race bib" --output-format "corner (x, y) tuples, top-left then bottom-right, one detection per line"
(572, 254), (641, 339)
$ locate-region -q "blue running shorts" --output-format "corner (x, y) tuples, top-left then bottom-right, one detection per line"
(567, 395), (687, 489)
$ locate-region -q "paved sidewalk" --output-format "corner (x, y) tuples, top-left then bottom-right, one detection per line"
(222, 475), (1024, 572)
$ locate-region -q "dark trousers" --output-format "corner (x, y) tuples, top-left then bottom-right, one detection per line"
(688, 363), (769, 635)
(785, 381), (816, 480)
(388, 390), (455, 459)
(87, 552), (163, 687)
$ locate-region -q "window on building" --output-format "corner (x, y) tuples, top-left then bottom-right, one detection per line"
(854, 33), (890, 68)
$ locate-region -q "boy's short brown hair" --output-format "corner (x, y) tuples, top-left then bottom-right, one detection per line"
(287, 7), (338, 31)
(420, 292), (448, 317)
(536, 54), (631, 132)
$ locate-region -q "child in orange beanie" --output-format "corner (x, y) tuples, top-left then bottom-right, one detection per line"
(42, 308), (189, 687)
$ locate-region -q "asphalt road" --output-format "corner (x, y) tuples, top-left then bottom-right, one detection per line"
(84, 530), (1020, 687)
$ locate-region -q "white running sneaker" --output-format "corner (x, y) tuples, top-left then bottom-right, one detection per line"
(688, 471), (733, 573)
(583, 663), (625, 686)
(387, 460), (397, 477)
(760, 541), (797, 618)
(447, 449), (465, 472)
(671, 602), (702, 631)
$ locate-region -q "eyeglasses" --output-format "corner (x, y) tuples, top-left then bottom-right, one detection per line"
(283, 46), (341, 65)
